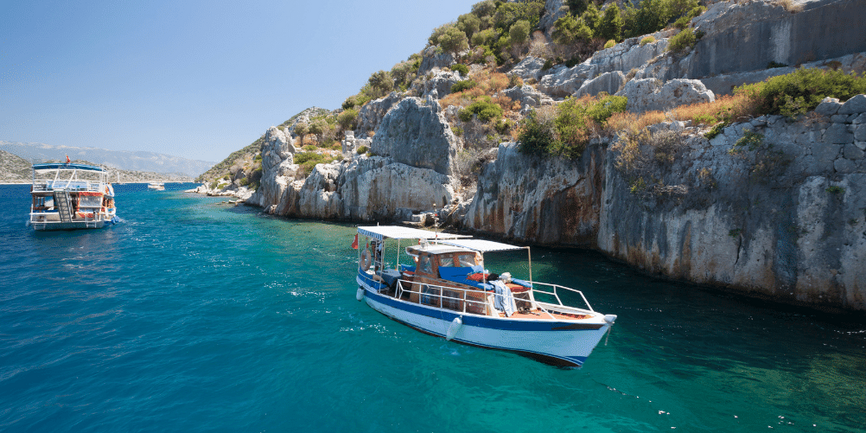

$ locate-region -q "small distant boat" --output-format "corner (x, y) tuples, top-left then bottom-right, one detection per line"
(354, 225), (617, 367)
(147, 182), (165, 191)
(29, 163), (120, 231)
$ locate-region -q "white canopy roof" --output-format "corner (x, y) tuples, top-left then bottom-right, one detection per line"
(357, 225), (469, 241)
(434, 238), (526, 253)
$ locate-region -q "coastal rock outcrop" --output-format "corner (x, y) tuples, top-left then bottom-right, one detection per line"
(371, 96), (460, 176)
(459, 142), (604, 245)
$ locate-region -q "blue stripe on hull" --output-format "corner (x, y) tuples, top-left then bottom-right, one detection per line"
(358, 276), (603, 367)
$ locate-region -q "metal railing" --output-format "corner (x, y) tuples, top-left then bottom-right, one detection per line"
(395, 280), (491, 315)
(390, 278), (595, 319)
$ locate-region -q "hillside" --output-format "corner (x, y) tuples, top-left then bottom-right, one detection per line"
(0, 141), (215, 177)
(0, 150), (33, 182)
(0, 152), (194, 183)
(206, 0), (866, 311)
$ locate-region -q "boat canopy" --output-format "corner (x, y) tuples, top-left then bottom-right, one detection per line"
(32, 163), (106, 172)
(357, 225), (469, 241)
(434, 238), (526, 253)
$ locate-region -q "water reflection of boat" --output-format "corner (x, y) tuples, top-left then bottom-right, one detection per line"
(147, 182), (165, 190)
(29, 163), (119, 231)
(354, 225), (616, 367)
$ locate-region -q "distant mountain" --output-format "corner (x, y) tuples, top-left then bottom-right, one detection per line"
(0, 149), (33, 182)
(0, 141), (216, 177)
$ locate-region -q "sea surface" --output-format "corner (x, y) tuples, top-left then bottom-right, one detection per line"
(1, 183), (864, 433)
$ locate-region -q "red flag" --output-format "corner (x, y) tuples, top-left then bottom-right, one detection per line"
(351, 234), (358, 249)
(66, 155), (71, 163)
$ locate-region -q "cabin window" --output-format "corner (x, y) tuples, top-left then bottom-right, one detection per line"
(438, 253), (455, 268)
(456, 253), (476, 267)
(418, 254), (433, 275)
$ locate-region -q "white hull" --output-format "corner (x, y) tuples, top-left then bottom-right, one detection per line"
(359, 276), (611, 367)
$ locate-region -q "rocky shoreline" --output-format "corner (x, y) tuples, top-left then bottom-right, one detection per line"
(192, 0), (866, 311)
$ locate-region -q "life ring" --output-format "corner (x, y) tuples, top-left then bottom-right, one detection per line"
(360, 249), (372, 271)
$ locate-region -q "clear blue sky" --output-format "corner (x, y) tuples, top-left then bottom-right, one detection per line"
(1, 0), (474, 163)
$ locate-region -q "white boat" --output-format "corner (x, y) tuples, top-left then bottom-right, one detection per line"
(354, 225), (616, 367)
(29, 163), (119, 231)
(147, 182), (165, 191)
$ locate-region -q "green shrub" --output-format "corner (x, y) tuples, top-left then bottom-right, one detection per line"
(451, 126), (464, 136)
(517, 110), (558, 156)
(541, 58), (554, 71)
(640, 36), (656, 46)
(450, 63), (470, 76)
(668, 28), (696, 54)
(356, 145), (368, 154)
(747, 68), (866, 118)
(303, 145), (317, 151)
(451, 80), (477, 93)
(704, 122), (727, 139)
(598, 4), (623, 41)
(294, 152), (334, 176)
(518, 94), (628, 159)
(604, 39), (616, 49)
(731, 129), (764, 153)
(826, 185), (845, 194)
(337, 109), (358, 130)
(673, 15), (691, 29)
(458, 98), (504, 122)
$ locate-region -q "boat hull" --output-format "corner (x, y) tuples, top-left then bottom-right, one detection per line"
(31, 216), (119, 231)
(358, 276), (611, 367)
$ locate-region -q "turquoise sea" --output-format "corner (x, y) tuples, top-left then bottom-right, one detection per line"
(1, 183), (864, 433)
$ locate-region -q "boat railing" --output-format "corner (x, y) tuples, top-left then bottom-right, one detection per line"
(395, 280), (491, 316)
(32, 180), (102, 192)
(529, 281), (595, 313)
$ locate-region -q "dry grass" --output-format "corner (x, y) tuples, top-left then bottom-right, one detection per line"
(606, 111), (667, 136)
(440, 71), (512, 111)
(775, 0), (803, 13)
(672, 91), (761, 125)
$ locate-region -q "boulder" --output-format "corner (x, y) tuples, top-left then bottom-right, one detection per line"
(537, 63), (595, 97)
(421, 69), (463, 99)
(418, 46), (455, 75)
(509, 56), (548, 83)
(616, 78), (715, 112)
(501, 85), (555, 112)
(839, 94), (866, 115)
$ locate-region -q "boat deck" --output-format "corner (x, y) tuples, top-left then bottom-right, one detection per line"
(498, 310), (591, 320)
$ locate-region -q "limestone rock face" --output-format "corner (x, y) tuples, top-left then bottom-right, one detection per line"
(688, 0), (866, 78)
(418, 46), (455, 75)
(539, 0), (566, 35)
(574, 71), (627, 98)
(616, 78), (715, 112)
(509, 56), (549, 83)
(536, 32), (670, 98)
(420, 69), (463, 99)
(460, 142), (604, 245)
(355, 92), (403, 138)
(246, 126), (298, 212)
(371, 96), (460, 176)
(501, 85), (555, 114)
(595, 111), (866, 311)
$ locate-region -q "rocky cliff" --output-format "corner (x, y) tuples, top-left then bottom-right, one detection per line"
(209, 0), (866, 311)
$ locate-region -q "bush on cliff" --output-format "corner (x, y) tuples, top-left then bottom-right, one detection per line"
(518, 94), (627, 159)
(458, 97), (504, 122)
(294, 152), (335, 177)
(667, 28), (696, 54)
(740, 67), (866, 118)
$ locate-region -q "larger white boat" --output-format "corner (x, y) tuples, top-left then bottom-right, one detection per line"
(354, 225), (616, 367)
(29, 163), (119, 231)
